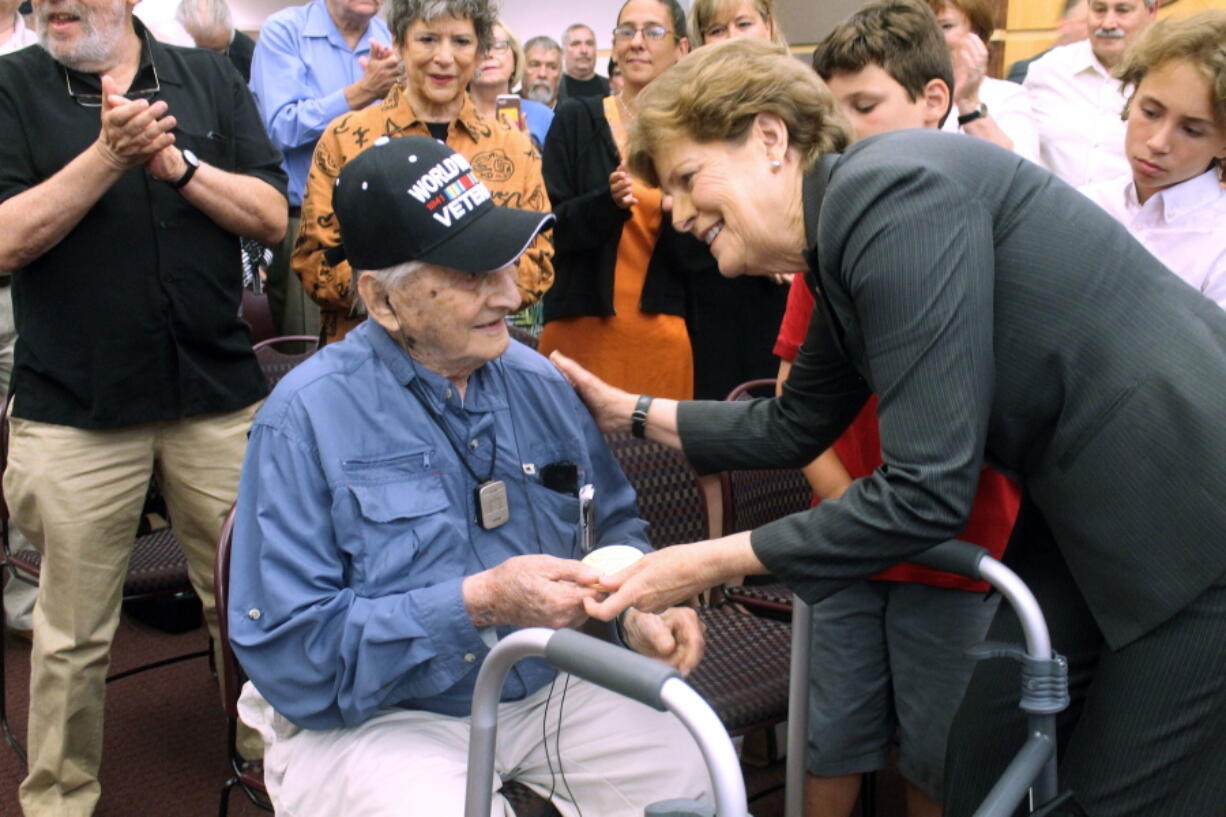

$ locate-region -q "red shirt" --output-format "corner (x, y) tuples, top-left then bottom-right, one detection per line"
(775, 275), (1020, 591)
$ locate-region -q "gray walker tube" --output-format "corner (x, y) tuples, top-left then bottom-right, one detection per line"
(464, 627), (748, 817)
(783, 540), (1069, 817)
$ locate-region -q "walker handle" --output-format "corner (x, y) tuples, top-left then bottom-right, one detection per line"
(908, 540), (988, 579)
(545, 627), (680, 711)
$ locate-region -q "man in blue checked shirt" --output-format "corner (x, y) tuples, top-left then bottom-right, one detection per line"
(249, 0), (399, 337)
(229, 137), (710, 817)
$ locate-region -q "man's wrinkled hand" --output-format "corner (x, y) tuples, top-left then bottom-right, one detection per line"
(463, 554), (602, 630)
(146, 145), (187, 184)
(94, 75), (177, 171)
(622, 606), (706, 676)
(358, 40), (403, 100)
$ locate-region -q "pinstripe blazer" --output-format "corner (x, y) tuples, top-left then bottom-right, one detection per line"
(679, 130), (1226, 649)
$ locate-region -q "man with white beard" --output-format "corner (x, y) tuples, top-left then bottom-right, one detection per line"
(0, 0), (287, 811)
(521, 34), (562, 108)
(1024, 0), (1157, 186)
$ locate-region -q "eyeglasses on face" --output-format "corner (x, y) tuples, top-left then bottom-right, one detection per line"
(487, 39), (511, 52)
(612, 23), (674, 42)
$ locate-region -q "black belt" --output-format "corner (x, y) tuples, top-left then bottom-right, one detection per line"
(288, 206), (302, 218)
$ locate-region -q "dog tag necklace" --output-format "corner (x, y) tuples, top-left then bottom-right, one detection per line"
(407, 375), (509, 530)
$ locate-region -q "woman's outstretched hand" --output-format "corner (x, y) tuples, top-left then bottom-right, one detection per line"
(549, 351), (636, 433)
(583, 535), (765, 621)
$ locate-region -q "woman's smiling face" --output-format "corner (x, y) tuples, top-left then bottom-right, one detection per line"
(652, 123), (798, 278)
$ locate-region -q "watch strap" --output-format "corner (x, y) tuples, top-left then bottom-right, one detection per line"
(171, 150), (199, 190)
(631, 394), (654, 439)
(957, 103), (988, 126)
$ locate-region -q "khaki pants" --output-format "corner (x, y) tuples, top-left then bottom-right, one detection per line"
(5, 404), (258, 817)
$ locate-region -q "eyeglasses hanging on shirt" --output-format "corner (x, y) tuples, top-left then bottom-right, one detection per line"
(63, 30), (161, 107)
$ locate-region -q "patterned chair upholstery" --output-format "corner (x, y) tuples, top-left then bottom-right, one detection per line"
(602, 430), (793, 738)
(252, 335), (321, 389)
(718, 379), (814, 617)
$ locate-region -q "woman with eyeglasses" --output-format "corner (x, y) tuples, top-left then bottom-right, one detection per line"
(294, 0), (554, 343)
(469, 20), (554, 151)
(537, 0), (714, 402)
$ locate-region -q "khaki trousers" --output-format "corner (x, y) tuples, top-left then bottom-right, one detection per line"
(5, 403), (258, 817)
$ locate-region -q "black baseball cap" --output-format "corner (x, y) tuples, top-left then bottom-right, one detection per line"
(329, 136), (554, 274)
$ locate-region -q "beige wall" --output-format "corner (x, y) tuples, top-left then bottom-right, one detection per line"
(225, 0), (862, 47)
(998, 0), (1226, 69)
(223, 0), (1225, 66)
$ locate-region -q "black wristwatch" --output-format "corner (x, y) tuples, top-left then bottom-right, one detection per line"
(957, 103), (988, 126)
(631, 394), (654, 439)
(170, 149), (200, 189)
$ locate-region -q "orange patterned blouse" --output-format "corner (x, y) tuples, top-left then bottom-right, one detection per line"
(292, 86), (554, 342)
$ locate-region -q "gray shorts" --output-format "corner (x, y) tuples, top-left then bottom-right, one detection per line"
(806, 580), (1000, 800)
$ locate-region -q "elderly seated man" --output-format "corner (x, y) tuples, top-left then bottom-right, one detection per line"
(229, 136), (712, 817)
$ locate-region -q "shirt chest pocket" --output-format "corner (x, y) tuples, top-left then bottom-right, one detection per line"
(343, 466), (455, 591)
(524, 439), (585, 557)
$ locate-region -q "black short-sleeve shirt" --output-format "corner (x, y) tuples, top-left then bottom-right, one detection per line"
(0, 23), (287, 429)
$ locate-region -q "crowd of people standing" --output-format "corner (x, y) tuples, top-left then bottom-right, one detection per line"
(1, 0), (1223, 814)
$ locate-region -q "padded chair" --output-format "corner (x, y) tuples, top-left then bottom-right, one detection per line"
(601, 430), (793, 741)
(240, 289), (278, 346)
(0, 399), (205, 762)
(252, 335), (321, 389)
(718, 380), (878, 817)
(214, 507), (562, 817)
(506, 322), (540, 350)
(719, 379), (811, 618)
(214, 506), (271, 816)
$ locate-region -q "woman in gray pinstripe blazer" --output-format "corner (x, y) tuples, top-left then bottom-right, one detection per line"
(555, 40), (1226, 817)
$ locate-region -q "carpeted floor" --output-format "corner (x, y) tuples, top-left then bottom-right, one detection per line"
(1, 606), (267, 817)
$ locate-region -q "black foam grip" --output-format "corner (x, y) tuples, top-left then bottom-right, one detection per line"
(908, 540), (987, 579)
(545, 628), (680, 711)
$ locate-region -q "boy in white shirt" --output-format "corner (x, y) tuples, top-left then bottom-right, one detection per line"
(1078, 11), (1226, 308)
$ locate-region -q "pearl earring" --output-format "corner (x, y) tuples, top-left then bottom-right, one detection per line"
(770, 160), (782, 170)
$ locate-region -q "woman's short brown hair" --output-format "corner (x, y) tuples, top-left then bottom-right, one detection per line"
(1116, 10), (1226, 130)
(922, 0), (996, 41)
(687, 0), (788, 48)
(387, 0), (497, 53)
(626, 38), (851, 187)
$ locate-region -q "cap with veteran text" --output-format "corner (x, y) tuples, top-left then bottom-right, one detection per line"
(330, 136), (554, 273)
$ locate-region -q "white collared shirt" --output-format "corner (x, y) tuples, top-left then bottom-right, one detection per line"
(0, 12), (38, 55)
(1024, 40), (1131, 187)
(1078, 169), (1226, 309)
(941, 76), (1041, 163)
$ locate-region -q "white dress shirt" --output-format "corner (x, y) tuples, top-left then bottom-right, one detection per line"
(942, 76), (1041, 163)
(1024, 40), (1131, 187)
(0, 11), (38, 55)
(1078, 169), (1226, 309)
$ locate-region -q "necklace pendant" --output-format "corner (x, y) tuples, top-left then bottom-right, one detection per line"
(475, 480), (510, 530)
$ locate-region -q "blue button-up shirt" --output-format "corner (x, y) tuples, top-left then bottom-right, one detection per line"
(229, 321), (648, 730)
(248, 0), (391, 205)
